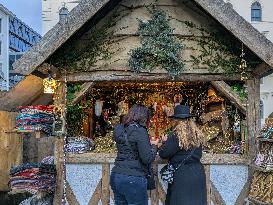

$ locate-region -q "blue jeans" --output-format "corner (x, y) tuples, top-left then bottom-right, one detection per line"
(110, 173), (148, 205)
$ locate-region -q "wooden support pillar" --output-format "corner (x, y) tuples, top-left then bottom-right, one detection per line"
(53, 137), (65, 205)
(101, 163), (110, 205)
(246, 77), (261, 158)
(204, 165), (211, 205)
(53, 82), (66, 205)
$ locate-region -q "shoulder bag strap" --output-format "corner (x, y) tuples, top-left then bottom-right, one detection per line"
(175, 147), (197, 171)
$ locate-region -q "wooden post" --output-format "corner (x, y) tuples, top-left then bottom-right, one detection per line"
(88, 180), (102, 205)
(246, 77), (261, 158)
(101, 163), (110, 205)
(151, 163), (159, 205)
(205, 165), (211, 205)
(0, 111), (23, 191)
(53, 82), (66, 205)
(66, 182), (80, 205)
(53, 137), (65, 205)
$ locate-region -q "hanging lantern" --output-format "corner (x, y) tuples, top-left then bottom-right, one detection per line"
(43, 74), (57, 94)
(239, 44), (248, 81)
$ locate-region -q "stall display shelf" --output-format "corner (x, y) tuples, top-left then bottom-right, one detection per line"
(257, 138), (273, 143)
(248, 197), (273, 205)
(5, 129), (44, 139)
(249, 164), (273, 173)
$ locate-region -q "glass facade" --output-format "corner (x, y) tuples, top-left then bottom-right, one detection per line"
(7, 17), (41, 89)
(9, 16), (42, 52)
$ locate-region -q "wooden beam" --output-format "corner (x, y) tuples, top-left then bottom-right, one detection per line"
(253, 62), (273, 78)
(0, 75), (44, 111)
(235, 167), (253, 205)
(71, 82), (94, 105)
(66, 182), (80, 205)
(246, 77), (260, 158)
(211, 181), (226, 205)
(59, 71), (241, 82)
(66, 153), (250, 165)
(30, 93), (53, 106)
(88, 180), (102, 205)
(101, 164), (110, 205)
(211, 81), (246, 115)
(204, 165), (211, 205)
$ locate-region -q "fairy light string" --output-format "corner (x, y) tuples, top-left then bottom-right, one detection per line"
(61, 71), (68, 205)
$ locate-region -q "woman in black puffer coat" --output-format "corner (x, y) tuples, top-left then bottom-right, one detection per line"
(159, 105), (207, 205)
(111, 104), (158, 205)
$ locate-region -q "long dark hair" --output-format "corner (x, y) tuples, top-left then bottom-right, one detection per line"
(122, 104), (149, 127)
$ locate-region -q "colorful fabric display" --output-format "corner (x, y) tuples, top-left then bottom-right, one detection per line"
(16, 106), (55, 135)
(9, 156), (56, 194)
(19, 194), (53, 205)
(65, 137), (95, 154)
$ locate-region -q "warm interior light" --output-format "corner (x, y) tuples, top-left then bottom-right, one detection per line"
(43, 75), (57, 94)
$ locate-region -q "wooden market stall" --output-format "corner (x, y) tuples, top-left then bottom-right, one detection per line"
(1, 0), (273, 204)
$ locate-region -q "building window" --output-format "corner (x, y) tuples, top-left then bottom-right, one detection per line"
(260, 100), (264, 119)
(59, 6), (69, 21)
(251, 2), (262, 21)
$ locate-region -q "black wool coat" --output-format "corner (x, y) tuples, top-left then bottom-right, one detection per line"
(159, 133), (207, 205)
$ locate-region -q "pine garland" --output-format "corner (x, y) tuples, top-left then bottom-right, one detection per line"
(129, 7), (185, 78)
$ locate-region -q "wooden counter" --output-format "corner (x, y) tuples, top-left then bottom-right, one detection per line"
(66, 152), (250, 165)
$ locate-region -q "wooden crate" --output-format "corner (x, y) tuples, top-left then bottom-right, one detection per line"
(0, 111), (23, 191)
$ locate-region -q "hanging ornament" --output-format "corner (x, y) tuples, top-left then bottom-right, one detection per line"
(43, 74), (57, 94)
(239, 43), (248, 81)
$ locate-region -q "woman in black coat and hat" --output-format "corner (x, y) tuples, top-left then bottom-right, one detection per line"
(159, 105), (207, 205)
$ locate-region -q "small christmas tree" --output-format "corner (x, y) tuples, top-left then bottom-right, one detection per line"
(129, 7), (185, 78)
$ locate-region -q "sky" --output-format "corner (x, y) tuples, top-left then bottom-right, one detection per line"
(0, 0), (42, 35)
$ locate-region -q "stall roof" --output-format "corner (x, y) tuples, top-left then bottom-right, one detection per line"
(12, 0), (273, 76)
(1, 0), (273, 111)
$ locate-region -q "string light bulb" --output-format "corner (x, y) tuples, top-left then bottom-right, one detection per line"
(239, 43), (248, 81)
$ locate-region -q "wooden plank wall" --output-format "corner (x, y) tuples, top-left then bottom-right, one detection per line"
(0, 111), (23, 191)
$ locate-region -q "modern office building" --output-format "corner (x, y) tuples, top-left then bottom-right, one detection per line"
(0, 4), (41, 90)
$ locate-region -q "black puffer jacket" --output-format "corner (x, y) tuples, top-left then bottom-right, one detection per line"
(111, 123), (157, 176)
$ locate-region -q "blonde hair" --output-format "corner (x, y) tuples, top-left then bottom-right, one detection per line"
(174, 119), (206, 150)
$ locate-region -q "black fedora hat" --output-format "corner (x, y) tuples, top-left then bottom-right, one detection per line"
(169, 105), (194, 119)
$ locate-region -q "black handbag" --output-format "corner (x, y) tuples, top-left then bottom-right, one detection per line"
(123, 126), (156, 190)
(160, 148), (196, 184)
(146, 164), (156, 190)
